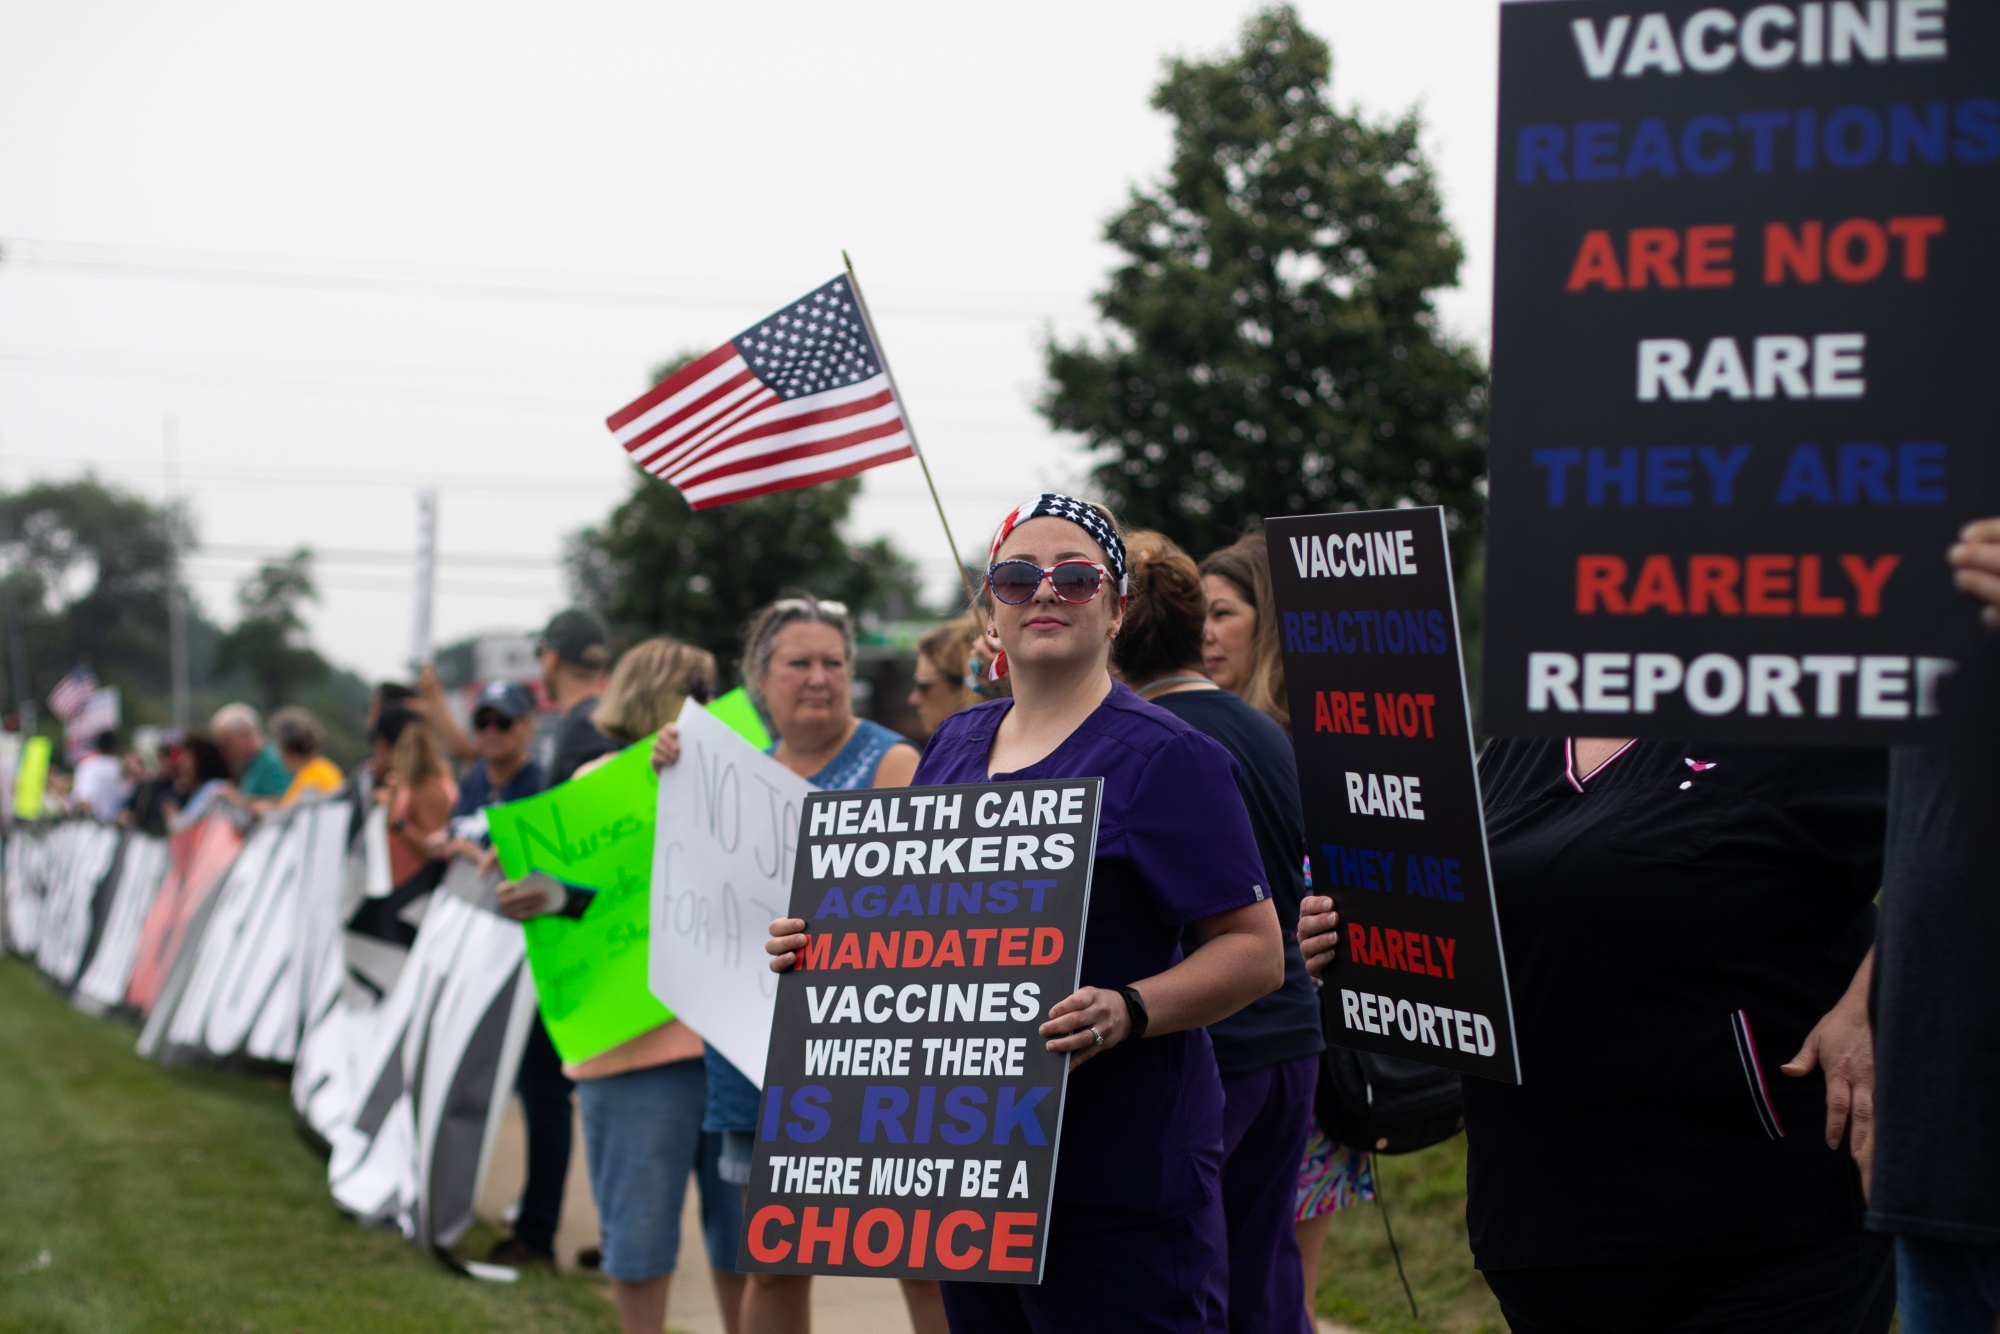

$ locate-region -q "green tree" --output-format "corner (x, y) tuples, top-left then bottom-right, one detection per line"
(213, 549), (330, 712)
(570, 474), (922, 674)
(1041, 5), (1488, 561)
(0, 477), (192, 722)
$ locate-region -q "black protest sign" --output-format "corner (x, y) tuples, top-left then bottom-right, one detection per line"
(739, 779), (1100, 1285)
(1483, 0), (1999, 743)
(1267, 509), (1520, 1083)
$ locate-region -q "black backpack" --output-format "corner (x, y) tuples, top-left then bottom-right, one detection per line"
(1314, 986), (1465, 1154)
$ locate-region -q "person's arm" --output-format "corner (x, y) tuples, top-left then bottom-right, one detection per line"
(765, 899), (1283, 1071)
(1039, 899), (1283, 1069)
(417, 665), (480, 763)
(1948, 516), (2000, 628)
(871, 743), (921, 789)
(1782, 946), (1876, 1181)
(389, 779), (455, 860)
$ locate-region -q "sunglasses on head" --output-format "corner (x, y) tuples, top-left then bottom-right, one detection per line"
(987, 559), (1111, 606)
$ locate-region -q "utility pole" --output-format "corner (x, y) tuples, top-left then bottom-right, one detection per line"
(409, 488), (438, 673)
(0, 442), (31, 738)
(164, 416), (191, 731)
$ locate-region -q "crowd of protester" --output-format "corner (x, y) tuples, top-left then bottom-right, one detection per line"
(20, 494), (1999, 1334)
(30, 701), (347, 833)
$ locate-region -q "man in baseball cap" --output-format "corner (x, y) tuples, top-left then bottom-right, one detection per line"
(486, 609), (616, 1269)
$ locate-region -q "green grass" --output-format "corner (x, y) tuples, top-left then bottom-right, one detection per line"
(1315, 1136), (1505, 1334)
(0, 956), (620, 1334)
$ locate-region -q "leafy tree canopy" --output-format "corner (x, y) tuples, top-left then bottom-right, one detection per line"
(570, 356), (924, 674)
(0, 477), (190, 698)
(213, 549), (331, 714)
(1042, 5), (1488, 561)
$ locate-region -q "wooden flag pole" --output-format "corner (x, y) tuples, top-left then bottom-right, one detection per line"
(843, 251), (982, 614)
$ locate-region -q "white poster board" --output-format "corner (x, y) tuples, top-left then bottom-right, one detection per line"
(648, 701), (809, 1089)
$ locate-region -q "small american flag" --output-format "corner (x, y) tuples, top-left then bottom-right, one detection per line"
(605, 275), (916, 509)
(47, 665), (97, 723)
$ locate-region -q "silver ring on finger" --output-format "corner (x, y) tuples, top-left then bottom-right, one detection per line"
(1089, 1025), (1103, 1046)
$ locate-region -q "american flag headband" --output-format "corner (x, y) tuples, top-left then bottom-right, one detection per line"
(986, 494), (1129, 598)
(983, 494), (1127, 683)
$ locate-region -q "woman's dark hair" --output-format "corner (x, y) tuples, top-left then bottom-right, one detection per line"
(1112, 530), (1207, 684)
(371, 707), (421, 748)
(185, 736), (231, 786)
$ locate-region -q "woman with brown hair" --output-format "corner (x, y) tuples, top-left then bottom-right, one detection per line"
(1201, 530), (1377, 1315)
(1200, 534), (1291, 729)
(1112, 529), (1329, 1333)
(372, 707), (458, 887)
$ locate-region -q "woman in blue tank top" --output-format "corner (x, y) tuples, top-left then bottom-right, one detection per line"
(657, 594), (936, 1333)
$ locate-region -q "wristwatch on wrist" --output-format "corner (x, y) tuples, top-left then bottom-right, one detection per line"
(1118, 985), (1151, 1042)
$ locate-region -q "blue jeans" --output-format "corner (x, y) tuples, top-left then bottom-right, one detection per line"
(1896, 1235), (2000, 1334)
(577, 1057), (741, 1284)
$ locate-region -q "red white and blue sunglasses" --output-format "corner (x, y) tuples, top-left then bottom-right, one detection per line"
(986, 559), (1113, 605)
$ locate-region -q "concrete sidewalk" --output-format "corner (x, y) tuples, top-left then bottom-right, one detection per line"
(476, 1101), (1359, 1333)
(478, 1099), (917, 1334)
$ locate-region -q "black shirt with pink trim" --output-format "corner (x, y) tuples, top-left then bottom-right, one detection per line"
(1465, 737), (1885, 1271)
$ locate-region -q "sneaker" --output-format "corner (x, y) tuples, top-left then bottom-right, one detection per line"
(486, 1236), (556, 1268)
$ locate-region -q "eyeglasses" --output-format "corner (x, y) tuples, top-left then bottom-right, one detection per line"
(474, 713), (516, 732)
(987, 559), (1111, 606)
(771, 598), (848, 616)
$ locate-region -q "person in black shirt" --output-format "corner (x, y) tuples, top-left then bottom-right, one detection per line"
(1113, 530), (1325, 1334)
(1303, 738), (1892, 1333)
(485, 608), (611, 1269)
(1867, 516), (2000, 1334)
(541, 607), (617, 787)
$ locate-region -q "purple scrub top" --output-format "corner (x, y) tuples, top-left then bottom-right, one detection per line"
(914, 682), (1270, 1233)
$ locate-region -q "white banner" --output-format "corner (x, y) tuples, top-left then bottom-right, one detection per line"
(648, 700), (809, 1089)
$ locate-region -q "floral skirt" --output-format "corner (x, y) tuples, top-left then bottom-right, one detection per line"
(1294, 1111), (1375, 1221)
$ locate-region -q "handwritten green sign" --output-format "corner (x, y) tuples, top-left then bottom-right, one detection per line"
(486, 742), (668, 1064)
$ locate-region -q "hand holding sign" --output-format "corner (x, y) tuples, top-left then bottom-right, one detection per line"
(743, 778), (1102, 1286)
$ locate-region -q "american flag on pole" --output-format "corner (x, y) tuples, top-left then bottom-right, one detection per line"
(605, 275), (916, 509)
(47, 665), (97, 723)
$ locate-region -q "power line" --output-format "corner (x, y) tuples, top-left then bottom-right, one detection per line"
(0, 237), (1095, 325)
(189, 543), (564, 569)
(0, 452), (1035, 504)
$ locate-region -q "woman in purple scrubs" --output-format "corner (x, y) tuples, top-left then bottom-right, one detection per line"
(768, 494), (1286, 1332)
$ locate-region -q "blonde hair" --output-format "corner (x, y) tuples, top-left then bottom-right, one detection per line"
(593, 636), (719, 743)
(390, 721), (451, 791)
(917, 617), (983, 685)
(1199, 533), (1289, 729)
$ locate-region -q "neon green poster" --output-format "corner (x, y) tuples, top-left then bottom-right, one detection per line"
(706, 687), (770, 750)
(486, 742), (668, 1064)
(14, 736), (50, 820)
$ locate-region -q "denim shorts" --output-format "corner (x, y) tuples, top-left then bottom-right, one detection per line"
(576, 1057), (742, 1282)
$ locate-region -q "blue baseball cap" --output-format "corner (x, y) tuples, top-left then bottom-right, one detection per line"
(473, 680), (536, 723)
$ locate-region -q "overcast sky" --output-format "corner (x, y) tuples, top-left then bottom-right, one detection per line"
(0, 1), (1500, 684)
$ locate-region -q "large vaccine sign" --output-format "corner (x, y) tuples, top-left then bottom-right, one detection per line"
(1267, 508), (1520, 1084)
(1483, 0), (1998, 743)
(740, 780), (1100, 1285)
